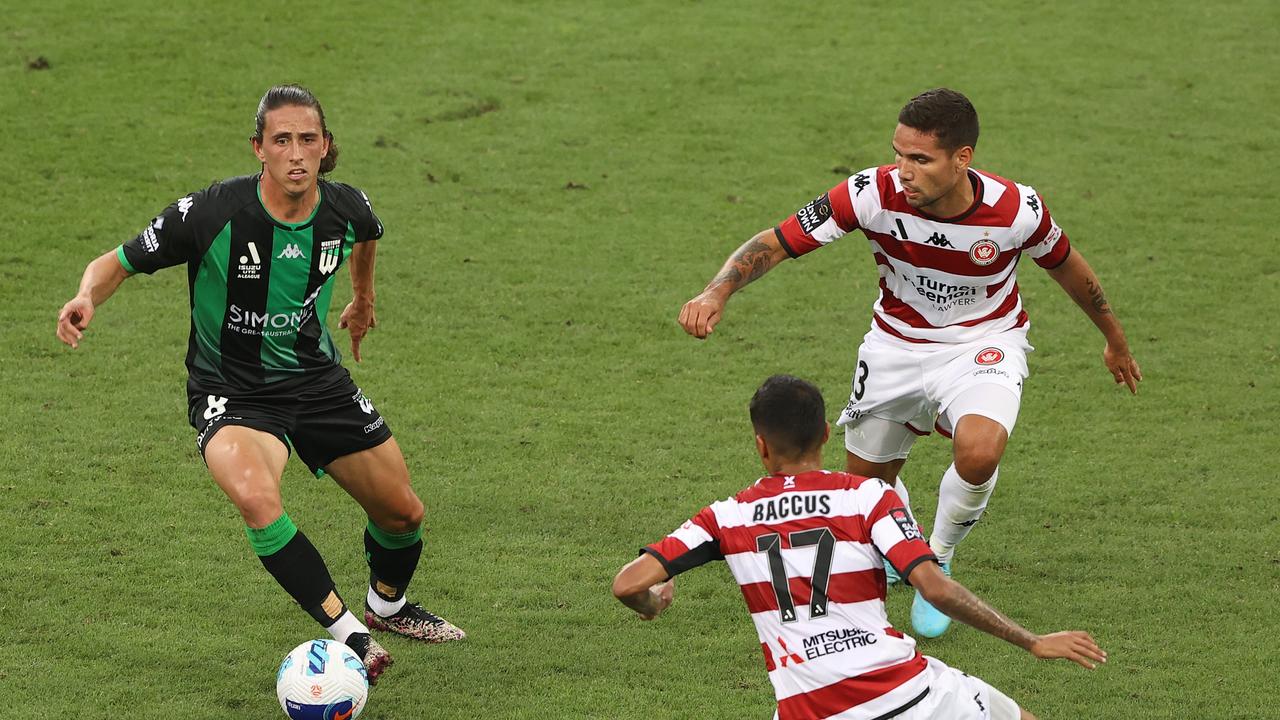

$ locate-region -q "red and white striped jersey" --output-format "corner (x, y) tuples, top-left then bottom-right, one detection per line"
(775, 166), (1071, 346)
(644, 470), (937, 720)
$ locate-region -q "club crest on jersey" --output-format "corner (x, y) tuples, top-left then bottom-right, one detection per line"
(796, 193), (833, 234)
(318, 239), (342, 275)
(969, 239), (999, 266)
(975, 347), (1004, 365)
(889, 507), (923, 542)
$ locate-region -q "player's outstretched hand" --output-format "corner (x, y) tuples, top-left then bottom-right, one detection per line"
(679, 292), (726, 339)
(1103, 341), (1142, 394)
(56, 296), (95, 349)
(1030, 631), (1107, 669)
(339, 300), (377, 363)
(637, 580), (675, 621)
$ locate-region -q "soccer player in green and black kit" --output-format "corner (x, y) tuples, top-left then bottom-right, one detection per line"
(56, 84), (463, 683)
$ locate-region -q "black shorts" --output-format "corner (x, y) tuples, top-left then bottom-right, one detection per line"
(187, 367), (394, 474)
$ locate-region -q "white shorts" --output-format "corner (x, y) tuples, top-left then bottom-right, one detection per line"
(768, 656), (1019, 720)
(838, 329), (1031, 462)
(898, 656), (1020, 720)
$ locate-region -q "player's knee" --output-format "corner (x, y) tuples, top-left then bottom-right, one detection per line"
(954, 446), (1000, 484)
(235, 488), (284, 527)
(222, 469), (282, 525)
(377, 492), (424, 534)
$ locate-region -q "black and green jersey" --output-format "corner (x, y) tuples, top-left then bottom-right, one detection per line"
(117, 174), (384, 391)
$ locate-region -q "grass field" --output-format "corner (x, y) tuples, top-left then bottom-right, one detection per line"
(3, 1), (1278, 718)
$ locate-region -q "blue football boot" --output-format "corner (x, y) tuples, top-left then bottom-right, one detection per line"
(910, 560), (952, 638)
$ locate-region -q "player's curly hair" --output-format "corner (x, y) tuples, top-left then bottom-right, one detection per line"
(750, 375), (827, 458)
(252, 84), (340, 174)
(899, 88), (979, 151)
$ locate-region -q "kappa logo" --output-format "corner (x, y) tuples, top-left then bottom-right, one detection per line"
(975, 347), (1005, 365)
(852, 172), (871, 196)
(177, 196), (194, 222)
(969, 239), (999, 266)
(923, 232), (953, 248)
(782, 476), (796, 489)
(1025, 194), (1041, 218)
(276, 243), (306, 260)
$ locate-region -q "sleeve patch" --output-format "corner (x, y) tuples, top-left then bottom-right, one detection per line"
(889, 507), (924, 542)
(796, 193), (833, 234)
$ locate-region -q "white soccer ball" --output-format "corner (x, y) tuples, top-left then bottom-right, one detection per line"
(276, 639), (369, 719)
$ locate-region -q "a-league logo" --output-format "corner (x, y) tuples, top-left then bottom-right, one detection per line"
(975, 347), (1004, 365)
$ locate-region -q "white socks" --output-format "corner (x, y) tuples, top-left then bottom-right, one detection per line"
(327, 611), (367, 644)
(929, 463), (997, 563)
(367, 586), (407, 618)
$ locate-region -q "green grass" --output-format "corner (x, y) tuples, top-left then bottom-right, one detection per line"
(3, 1), (1279, 717)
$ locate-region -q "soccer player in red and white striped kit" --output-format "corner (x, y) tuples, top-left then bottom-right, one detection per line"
(678, 88), (1141, 638)
(613, 375), (1104, 720)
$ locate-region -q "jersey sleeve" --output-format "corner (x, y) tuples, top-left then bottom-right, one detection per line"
(352, 188), (384, 243)
(774, 177), (860, 258)
(859, 480), (935, 581)
(328, 182), (384, 243)
(1019, 190), (1071, 269)
(641, 505), (724, 579)
(116, 192), (204, 274)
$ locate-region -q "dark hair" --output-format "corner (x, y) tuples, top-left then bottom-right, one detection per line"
(749, 375), (827, 458)
(898, 88), (979, 151)
(251, 84), (339, 174)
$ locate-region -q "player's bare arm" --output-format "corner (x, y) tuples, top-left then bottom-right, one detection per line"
(611, 553), (675, 620)
(56, 250), (131, 349)
(908, 561), (1107, 670)
(1046, 249), (1143, 393)
(339, 239), (378, 363)
(679, 229), (790, 338)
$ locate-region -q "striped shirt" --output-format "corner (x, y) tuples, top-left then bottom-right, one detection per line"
(116, 175), (383, 390)
(644, 470), (937, 720)
(775, 166), (1070, 346)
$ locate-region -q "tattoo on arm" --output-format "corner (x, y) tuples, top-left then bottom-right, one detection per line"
(1085, 277), (1111, 315)
(709, 237), (778, 292)
(933, 582), (1038, 651)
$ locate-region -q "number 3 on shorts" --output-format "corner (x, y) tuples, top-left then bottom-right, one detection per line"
(203, 395), (228, 420)
(852, 360), (870, 401)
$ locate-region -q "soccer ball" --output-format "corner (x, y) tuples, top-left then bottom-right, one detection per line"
(276, 639), (368, 719)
